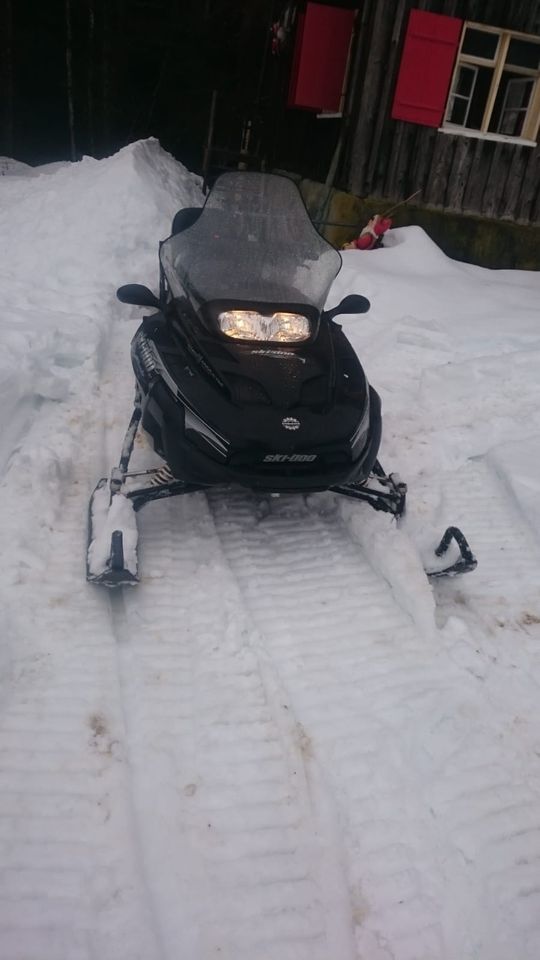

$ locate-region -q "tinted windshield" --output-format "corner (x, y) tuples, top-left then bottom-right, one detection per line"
(160, 172), (341, 311)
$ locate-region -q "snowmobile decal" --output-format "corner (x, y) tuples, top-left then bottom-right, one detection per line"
(250, 349), (306, 363)
(282, 417), (301, 431)
(263, 454), (317, 463)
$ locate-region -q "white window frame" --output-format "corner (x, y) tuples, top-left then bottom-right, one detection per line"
(446, 63), (479, 128)
(441, 22), (540, 147)
(498, 76), (536, 135)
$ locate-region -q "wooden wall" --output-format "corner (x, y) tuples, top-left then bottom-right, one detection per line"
(343, 0), (540, 224)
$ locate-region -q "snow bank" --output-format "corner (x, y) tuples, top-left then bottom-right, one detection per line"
(0, 138), (201, 313)
(0, 156), (37, 176)
(488, 438), (540, 544)
(332, 226), (540, 524)
(0, 139), (202, 481)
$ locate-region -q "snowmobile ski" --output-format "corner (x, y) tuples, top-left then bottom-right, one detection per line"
(87, 478), (139, 587)
(425, 526), (477, 578)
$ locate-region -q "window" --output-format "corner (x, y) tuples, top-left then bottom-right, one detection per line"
(391, 12), (540, 144)
(444, 23), (540, 142)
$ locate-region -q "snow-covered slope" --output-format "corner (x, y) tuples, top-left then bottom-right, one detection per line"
(1, 140), (540, 960)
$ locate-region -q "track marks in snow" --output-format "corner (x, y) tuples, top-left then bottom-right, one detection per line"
(115, 492), (353, 960)
(430, 458), (540, 731)
(208, 488), (540, 960)
(0, 493), (163, 960)
(0, 319), (163, 959)
(435, 457), (540, 622)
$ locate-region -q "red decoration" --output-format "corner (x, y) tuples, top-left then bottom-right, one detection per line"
(342, 216), (393, 251)
(391, 10), (463, 127)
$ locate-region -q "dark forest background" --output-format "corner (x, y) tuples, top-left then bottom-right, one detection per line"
(0, 0), (356, 179)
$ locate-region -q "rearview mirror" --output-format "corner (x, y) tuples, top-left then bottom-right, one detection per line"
(325, 294), (370, 321)
(117, 284), (162, 309)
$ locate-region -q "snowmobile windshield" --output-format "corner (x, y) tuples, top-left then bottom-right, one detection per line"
(160, 172), (342, 312)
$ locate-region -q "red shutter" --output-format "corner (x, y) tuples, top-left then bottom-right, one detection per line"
(288, 3), (355, 112)
(391, 10), (463, 126)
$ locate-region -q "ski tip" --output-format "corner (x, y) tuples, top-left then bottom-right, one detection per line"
(427, 525), (477, 578)
(87, 528), (139, 588)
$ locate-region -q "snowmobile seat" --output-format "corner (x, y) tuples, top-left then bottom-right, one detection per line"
(171, 207), (202, 236)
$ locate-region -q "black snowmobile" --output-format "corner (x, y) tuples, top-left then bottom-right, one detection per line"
(87, 172), (476, 586)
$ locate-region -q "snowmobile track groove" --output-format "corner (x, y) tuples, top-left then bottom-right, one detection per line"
(208, 486), (540, 960)
(108, 492), (356, 960)
(0, 482), (164, 960)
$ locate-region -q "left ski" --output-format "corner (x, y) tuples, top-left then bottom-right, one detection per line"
(87, 478), (139, 586)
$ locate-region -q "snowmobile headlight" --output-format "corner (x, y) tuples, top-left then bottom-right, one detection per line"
(218, 310), (310, 343)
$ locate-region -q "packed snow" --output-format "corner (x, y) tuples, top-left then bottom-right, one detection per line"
(0, 139), (540, 960)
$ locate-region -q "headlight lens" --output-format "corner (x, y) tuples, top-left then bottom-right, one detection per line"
(218, 310), (310, 343)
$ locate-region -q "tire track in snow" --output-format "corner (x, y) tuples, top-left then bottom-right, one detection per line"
(98, 319), (348, 959)
(434, 457), (540, 627)
(429, 459), (540, 759)
(208, 487), (540, 960)
(111, 487), (356, 960)
(0, 401), (164, 959)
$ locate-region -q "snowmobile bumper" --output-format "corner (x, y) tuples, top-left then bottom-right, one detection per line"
(86, 396), (477, 587)
(142, 379), (381, 494)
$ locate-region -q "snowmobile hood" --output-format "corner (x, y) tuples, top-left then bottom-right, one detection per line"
(159, 172), (342, 312)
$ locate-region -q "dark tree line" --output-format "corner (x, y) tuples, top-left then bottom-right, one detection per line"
(1, 0), (14, 155)
(1, 0), (282, 168)
(1, 0), (363, 186)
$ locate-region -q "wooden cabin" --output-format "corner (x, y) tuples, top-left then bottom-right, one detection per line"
(280, 0), (540, 226)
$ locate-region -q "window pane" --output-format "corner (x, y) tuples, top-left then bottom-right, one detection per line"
(446, 65), (479, 126)
(448, 97), (469, 125)
(462, 28), (499, 60)
(455, 65), (477, 96)
(489, 73), (534, 136)
(507, 38), (540, 70)
(504, 76), (534, 109)
(499, 110), (526, 137)
(465, 65), (494, 128)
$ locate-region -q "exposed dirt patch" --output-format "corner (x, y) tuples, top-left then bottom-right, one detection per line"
(521, 612), (540, 626)
(88, 712), (119, 759)
(89, 712), (108, 739)
(295, 721), (313, 760)
(350, 883), (371, 924)
(47, 596), (66, 607)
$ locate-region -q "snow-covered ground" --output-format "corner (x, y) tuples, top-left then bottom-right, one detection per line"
(1, 139), (540, 960)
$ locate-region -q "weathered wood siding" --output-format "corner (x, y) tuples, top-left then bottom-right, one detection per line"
(344, 0), (540, 223)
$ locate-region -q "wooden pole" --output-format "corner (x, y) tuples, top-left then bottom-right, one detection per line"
(202, 89), (218, 192)
(3, 0), (14, 155)
(65, 0), (77, 161)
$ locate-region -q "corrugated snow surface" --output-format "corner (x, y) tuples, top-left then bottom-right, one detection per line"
(1, 140), (540, 960)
